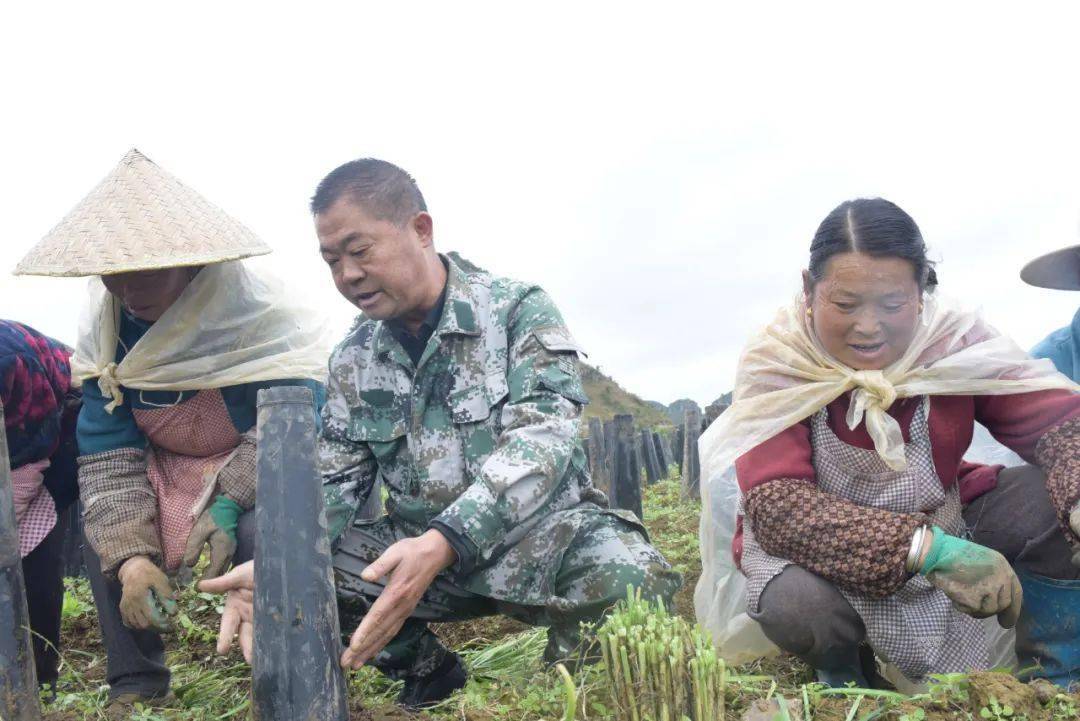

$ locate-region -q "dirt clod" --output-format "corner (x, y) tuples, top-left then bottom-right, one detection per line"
(965, 672), (1041, 720)
(740, 696), (803, 721)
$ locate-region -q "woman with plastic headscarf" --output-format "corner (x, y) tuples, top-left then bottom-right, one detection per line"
(1, 319), (80, 694)
(696, 198), (1080, 690)
(14, 149), (331, 709)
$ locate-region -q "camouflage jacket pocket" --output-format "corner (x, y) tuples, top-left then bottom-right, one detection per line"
(447, 373), (509, 424)
(346, 388), (407, 443)
(532, 326), (588, 405)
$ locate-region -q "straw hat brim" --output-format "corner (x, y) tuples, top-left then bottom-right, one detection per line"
(14, 149), (273, 277)
(1020, 244), (1080, 291)
(17, 249), (272, 277)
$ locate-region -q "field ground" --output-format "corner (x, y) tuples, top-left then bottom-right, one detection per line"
(36, 472), (1080, 720)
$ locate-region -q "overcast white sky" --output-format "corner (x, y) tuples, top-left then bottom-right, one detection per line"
(4, 2), (1080, 406)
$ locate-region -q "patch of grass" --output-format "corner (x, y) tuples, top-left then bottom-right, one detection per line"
(642, 471), (703, 619)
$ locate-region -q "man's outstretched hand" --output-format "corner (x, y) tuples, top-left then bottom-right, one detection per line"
(197, 531), (457, 669)
(199, 560), (255, 662)
(340, 529), (457, 670)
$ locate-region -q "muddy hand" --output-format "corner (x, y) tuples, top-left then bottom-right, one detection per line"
(340, 529), (457, 669)
(118, 555), (176, 631)
(918, 526), (1022, 628)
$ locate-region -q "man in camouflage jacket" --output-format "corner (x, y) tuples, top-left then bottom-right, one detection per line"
(203, 158), (680, 708)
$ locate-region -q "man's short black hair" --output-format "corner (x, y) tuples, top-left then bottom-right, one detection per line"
(310, 158), (427, 225)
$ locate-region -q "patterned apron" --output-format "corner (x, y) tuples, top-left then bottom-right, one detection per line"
(740, 398), (989, 681)
(14, 459), (56, 557)
(131, 389), (241, 570)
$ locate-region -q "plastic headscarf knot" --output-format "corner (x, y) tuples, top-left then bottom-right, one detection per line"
(96, 362), (125, 413)
(845, 369), (906, 471)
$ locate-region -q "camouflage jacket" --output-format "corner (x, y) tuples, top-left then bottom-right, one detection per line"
(319, 255), (602, 573)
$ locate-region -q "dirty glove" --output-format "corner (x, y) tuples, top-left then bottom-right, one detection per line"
(183, 495), (242, 581)
(118, 555), (176, 631)
(918, 526), (1022, 629)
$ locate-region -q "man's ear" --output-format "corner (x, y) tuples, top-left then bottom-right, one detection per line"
(413, 212), (434, 247)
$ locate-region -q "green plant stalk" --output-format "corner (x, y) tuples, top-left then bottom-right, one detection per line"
(621, 643), (640, 721)
(556, 663), (577, 721)
(606, 634), (625, 719)
(844, 695), (864, 721)
(775, 694), (793, 721)
(637, 639), (651, 720)
(720, 660), (727, 721)
(660, 649), (673, 717)
(652, 640), (666, 721)
(818, 689), (907, 701)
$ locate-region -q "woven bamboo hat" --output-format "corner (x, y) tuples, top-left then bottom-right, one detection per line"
(1021, 244), (1080, 291)
(14, 148), (272, 276)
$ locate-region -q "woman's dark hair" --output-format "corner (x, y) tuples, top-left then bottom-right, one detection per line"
(807, 198), (937, 291)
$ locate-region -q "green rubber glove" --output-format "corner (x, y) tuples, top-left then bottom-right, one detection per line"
(918, 526), (1022, 628)
(209, 496), (243, 540)
(183, 495), (243, 581)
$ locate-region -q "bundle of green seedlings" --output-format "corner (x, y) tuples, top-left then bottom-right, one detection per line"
(599, 587), (727, 721)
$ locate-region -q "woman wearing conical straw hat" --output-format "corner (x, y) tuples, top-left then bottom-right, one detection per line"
(14, 149), (331, 709)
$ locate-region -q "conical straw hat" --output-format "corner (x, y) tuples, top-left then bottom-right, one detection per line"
(15, 148), (272, 276)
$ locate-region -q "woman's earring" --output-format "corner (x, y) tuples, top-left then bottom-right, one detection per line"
(806, 307), (813, 318)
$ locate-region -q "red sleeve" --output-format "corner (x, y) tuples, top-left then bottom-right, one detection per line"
(734, 420), (815, 493)
(975, 389), (1080, 463)
(956, 460), (1004, 504)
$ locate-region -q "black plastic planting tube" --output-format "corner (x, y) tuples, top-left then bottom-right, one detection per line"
(0, 406), (41, 720)
(252, 386), (348, 721)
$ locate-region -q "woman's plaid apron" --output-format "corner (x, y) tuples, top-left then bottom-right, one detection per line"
(132, 389), (241, 570)
(740, 398), (989, 681)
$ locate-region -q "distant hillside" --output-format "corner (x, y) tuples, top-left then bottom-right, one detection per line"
(710, 391), (733, 407)
(580, 363), (673, 428)
(665, 398), (702, 426)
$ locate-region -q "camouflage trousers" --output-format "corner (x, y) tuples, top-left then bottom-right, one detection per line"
(332, 504), (681, 680)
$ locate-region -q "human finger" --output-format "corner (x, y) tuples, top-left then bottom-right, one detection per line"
(342, 588), (410, 668)
(217, 605), (241, 656)
(199, 560), (255, 594)
(239, 620), (254, 663)
(360, 545), (402, 584)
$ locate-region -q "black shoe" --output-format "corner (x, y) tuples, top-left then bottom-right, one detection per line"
(397, 652), (468, 710)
